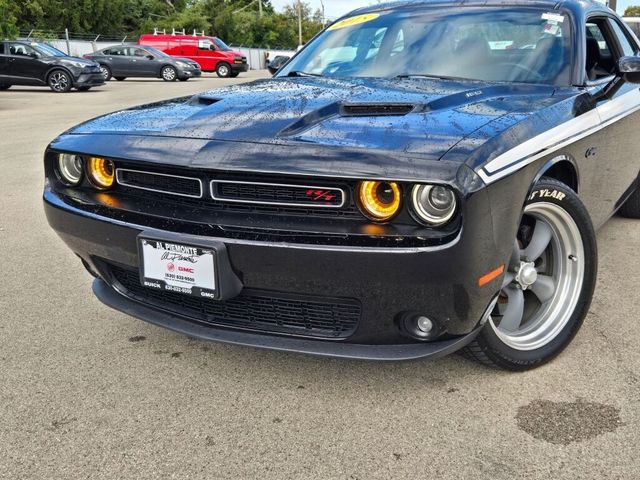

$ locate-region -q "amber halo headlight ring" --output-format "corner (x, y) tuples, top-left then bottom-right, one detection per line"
(56, 153), (85, 186)
(411, 184), (458, 226)
(357, 180), (402, 222)
(86, 156), (115, 189)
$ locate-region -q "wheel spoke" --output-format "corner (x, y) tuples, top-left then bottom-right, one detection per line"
(502, 272), (516, 289)
(499, 286), (525, 332)
(523, 220), (553, 261)
(531, 275), (556, 304)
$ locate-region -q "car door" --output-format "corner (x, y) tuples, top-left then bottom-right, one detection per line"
(5, 43), (48, 85)
(0, 43), (9, 82)
(579, 16), (640, 223)
(102, 46), (130, 76)
(128, 47), (158, 76)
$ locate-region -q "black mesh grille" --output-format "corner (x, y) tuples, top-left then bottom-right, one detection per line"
(109, 264), (361, 339)
(214, 181), (344, 207)
(117, 170), (202, 197)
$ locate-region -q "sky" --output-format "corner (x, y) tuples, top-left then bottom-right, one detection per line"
(270, 0), (377, 21)
(270, 0), (634, 19)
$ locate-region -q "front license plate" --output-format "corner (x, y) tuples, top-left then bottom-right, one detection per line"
(139, 238), (217, 299)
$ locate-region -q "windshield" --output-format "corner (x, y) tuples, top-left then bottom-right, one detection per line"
(279, 8), (573, 85)
(144, 46), (170, 58)
(33, 43), (67, 57)
(213, 37), (232, 51)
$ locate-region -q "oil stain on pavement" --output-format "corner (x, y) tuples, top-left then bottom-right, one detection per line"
(516, 399), (622, 445)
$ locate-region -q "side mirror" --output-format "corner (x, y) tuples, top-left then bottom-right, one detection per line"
(618, 56), (640, 84)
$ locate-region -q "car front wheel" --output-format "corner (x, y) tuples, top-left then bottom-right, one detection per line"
(161, 66), (178, 82)
(216, 62), (231, 78)
(48, 70), (72, 93)
(464, 178), (597, 370)
(99, 65), (112, 81)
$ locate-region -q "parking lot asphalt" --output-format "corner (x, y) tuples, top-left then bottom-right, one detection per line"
(1, 71), (639, 480)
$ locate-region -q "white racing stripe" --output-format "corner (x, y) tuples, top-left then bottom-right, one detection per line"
(478, 88), (640, 184)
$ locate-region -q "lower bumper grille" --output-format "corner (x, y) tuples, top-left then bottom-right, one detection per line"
(108, 264), (361, 339)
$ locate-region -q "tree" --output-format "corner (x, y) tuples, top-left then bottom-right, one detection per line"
(624, 5), (640, 16)
(0, 0), (19, 38)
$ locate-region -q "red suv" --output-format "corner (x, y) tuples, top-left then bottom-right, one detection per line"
(138, 34), (248, 78)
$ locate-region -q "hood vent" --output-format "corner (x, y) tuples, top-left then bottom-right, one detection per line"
(341, 103), (415, 117)
(190, 95), (221, 106)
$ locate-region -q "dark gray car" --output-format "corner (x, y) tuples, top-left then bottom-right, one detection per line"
(84, 45), (201, 82)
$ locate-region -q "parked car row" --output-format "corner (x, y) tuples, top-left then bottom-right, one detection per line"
(0, 34), (249, 93)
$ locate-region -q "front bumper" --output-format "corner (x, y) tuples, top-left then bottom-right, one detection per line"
(232, 63), (249, 74)
(74, 73), (105, 88)
(44, 181), (504, 360)
(178, 68), (202, 79)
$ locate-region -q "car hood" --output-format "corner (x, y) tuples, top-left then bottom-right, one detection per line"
(65, 76), (562, 159)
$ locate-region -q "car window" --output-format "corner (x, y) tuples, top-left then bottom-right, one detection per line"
(608, 19), (637, 56)
(586, 20), (619, 81)
(7, 43), (37, 57)
(130, 48), (149, 57)
(104, 47), (127, 56)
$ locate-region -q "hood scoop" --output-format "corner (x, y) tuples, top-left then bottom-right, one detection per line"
(279, 102), (418, 138)
(190, 95), (221, 106)
(341, 103), (416, 117)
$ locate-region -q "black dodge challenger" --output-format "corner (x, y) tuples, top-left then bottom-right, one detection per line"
(44, 0), (640, 370)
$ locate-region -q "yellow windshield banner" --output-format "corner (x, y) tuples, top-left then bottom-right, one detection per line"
(328, 13), (380, 31)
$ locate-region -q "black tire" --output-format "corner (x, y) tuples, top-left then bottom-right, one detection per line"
(463, 178), (598, 371)
(618, 185), (640, 219)
(99, 64), (112, 82)
(47, 70), (72, 93)
(0, 84), (11, 91)
(216, 62), (232, 78)
(115, 77), (127, 81)
(77, 86), (92, 91)
(161, 66), (178, 82)
(178, 78), (189, 82)
(230, 72), (240, 78)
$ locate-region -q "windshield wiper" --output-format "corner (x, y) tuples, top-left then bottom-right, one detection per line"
(394, 73), (471, 82)
(286, 71), (322, 77)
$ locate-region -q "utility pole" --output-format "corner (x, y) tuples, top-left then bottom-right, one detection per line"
(258, 0), (263, 17)
(297, 0), (303, 47)
(320, 0), (326, 27)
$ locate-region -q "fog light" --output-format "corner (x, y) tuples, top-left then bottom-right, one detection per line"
(57, 153), (84, 185)
(416, 316), (433, 334)
(87, 157), (115, 189)
(398, 313), (441, 341)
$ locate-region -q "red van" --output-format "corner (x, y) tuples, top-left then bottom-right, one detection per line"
(138, 34), (249, 78)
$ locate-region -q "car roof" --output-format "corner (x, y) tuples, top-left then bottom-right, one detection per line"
(349, 0), (611, 16)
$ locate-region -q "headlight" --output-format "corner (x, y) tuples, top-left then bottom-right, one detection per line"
(86, 157), (115, 189)
(57, 154), (84, 185)
(357, 180), (402, 222)
(411, 184), (457, 226)
(176, 61), (190, 68)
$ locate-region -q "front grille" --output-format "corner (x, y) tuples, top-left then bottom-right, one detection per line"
(109, 264), (361, 339)
(114, 166), (362, 219)
(212, 180), (345, 208)
(116, 169), (203, 198)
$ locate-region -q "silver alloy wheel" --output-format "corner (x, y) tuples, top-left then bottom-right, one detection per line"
(489, 202), (585, 351)
(218, 64), (230, 77)
(100, 66), (110, 80)
(49, 71), (70, 92)
(162, 67), (176, 81)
